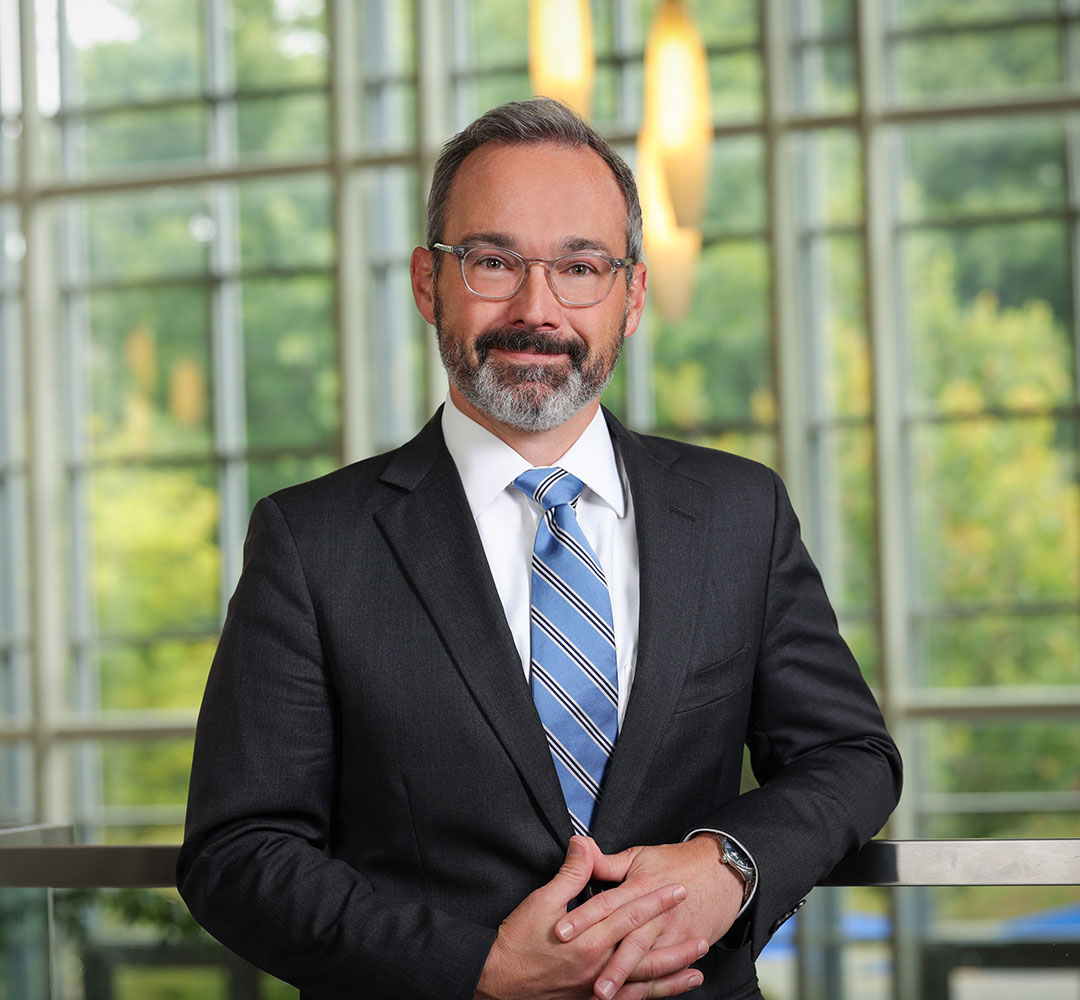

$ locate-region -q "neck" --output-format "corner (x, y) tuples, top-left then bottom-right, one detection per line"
(448, 385), (598, 466)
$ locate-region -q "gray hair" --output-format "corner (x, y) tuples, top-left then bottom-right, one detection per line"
(425, 97), (643, 268)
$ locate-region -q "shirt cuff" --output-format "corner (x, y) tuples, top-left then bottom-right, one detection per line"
(683, 828), (758, 919)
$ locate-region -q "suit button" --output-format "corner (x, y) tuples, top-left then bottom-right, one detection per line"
(769, 897), (807, 935)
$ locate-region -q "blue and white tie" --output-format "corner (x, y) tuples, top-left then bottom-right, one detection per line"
(514, 467), (618, 835)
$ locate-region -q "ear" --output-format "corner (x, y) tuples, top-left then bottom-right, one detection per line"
(622, 262), (648, 339)
(410, 246), (437, 326)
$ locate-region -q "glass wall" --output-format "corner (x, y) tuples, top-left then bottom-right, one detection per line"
(1, 1), (1077, 997)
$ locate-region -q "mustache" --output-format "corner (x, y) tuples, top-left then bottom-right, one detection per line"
(474, 328), (588, 366)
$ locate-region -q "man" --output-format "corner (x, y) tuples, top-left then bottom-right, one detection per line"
(178, 98), (901, 1000)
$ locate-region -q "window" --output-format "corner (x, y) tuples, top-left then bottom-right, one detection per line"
(3, 1), (1077, 995)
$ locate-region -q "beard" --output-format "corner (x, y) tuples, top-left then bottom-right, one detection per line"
(435, 298), (626, 433)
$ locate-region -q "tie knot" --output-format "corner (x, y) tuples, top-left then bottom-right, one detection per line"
(514, 467), (584, 511)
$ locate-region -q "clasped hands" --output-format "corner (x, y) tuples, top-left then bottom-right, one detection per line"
(475, 834), (745, 1000)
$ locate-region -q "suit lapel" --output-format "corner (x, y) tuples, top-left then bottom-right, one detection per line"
(374, 412), (572, 843)
(591, 415), (711, 845)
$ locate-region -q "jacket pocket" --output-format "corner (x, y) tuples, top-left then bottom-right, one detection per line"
(671, 645), (752, 714)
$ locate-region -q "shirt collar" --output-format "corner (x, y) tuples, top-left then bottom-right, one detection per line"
(441, 395), (626, 519)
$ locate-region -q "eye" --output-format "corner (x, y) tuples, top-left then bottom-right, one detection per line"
(468, 248), (519, 272)
(559, 256), (604, 277)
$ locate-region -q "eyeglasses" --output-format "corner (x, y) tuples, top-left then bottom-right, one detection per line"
(432, 243), (634, 307)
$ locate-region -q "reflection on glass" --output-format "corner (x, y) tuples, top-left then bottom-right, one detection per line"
(242, 275), (338, 450)
(795, 130), (862, 228)
(89, 465), (220, 637)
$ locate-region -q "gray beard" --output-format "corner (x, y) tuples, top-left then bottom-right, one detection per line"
(436, 320), (624, 434)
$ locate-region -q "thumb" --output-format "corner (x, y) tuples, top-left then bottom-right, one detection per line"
(588, 844), (639, 885)
(547, 835), (595, 903)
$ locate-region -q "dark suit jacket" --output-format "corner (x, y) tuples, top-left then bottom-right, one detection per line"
(177, 408), (901, 1000)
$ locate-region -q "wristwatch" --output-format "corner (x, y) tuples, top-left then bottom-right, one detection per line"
(719, 837), (757, 906)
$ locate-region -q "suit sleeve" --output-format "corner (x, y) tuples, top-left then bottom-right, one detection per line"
(177, 497), (496, 999)
(692, 469), (902, 958)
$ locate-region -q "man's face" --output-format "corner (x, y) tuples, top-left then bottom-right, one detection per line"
(412, 141), (646, 434)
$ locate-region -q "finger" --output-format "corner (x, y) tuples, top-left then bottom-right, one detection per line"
(588, 844), (641, 884)
(609, 966), (705, 1000)
(555, 877), (683, 943)
(542, 836), (596, 908)
(593, 924), (705, 999)
(623, 938), (709, 982)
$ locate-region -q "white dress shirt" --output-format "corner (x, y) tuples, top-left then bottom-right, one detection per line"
(441, 395), (639, 726)
(440, 394), (759, 914)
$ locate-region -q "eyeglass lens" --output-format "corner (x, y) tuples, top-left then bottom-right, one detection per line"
(460, 247), (616, 305)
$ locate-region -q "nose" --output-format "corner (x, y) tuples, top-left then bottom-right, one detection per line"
(510, 261), (562, 329)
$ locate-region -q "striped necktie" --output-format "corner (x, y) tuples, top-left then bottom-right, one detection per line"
(514, 467), (618, 835)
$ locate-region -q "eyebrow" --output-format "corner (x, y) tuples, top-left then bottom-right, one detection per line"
(456, 231), (619, 257)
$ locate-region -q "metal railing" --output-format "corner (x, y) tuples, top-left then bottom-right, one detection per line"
(0, 829), (1075, 888)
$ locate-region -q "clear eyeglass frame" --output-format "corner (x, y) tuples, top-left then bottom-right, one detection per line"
(432, 243), (634, 307)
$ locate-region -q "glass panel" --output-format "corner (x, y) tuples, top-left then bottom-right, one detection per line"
(899, 117), (1066, 222)
(47, 887), (301, 999)
(247, 454), (338, 507)
(469, 1), (528, 68)
(917, 613), (1080, 688)
(356, 0), (417, 149)
(52, 105), (207, 179)
(83, 188), (210, 283)
(903, 222), (1073, 411)
(705, 135), (765, 235)
(839, 618), (879, 689)
(84, 637), (217, 714)
(68, 738), (193, 837)
(795, 129), (863, 228)
(62, 0), (203, 106)
(684, 0), (759, 48)
(892, 0), (1058, 28)
(910, 417), (1079, 607)
(238, 174), (334, 270)
(88, 464), (220, 637)
(891, 25), (1063, 102)
(0, 742), (33, 823)
(468, 72), (533, 120)
(787, 0), (854, 36)
(652, 240), (772, 430)
(791, 41), (857, 113)
(236, 92), (329, 157)
(919, 720), (1080, 814)
(807, 233), (867, 419)
(86, 287), (213, 458)
(813, 425), (877, 622)
(232, 0), (329, 90)
(242, 275), (338, 450)
(0, 887), (51, 1000)
(709, 50), (763, 118)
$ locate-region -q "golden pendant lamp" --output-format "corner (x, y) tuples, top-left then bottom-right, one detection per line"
(528, 0), (595, 118)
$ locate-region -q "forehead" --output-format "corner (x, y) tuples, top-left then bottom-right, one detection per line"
(443, 141), (628, 253)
